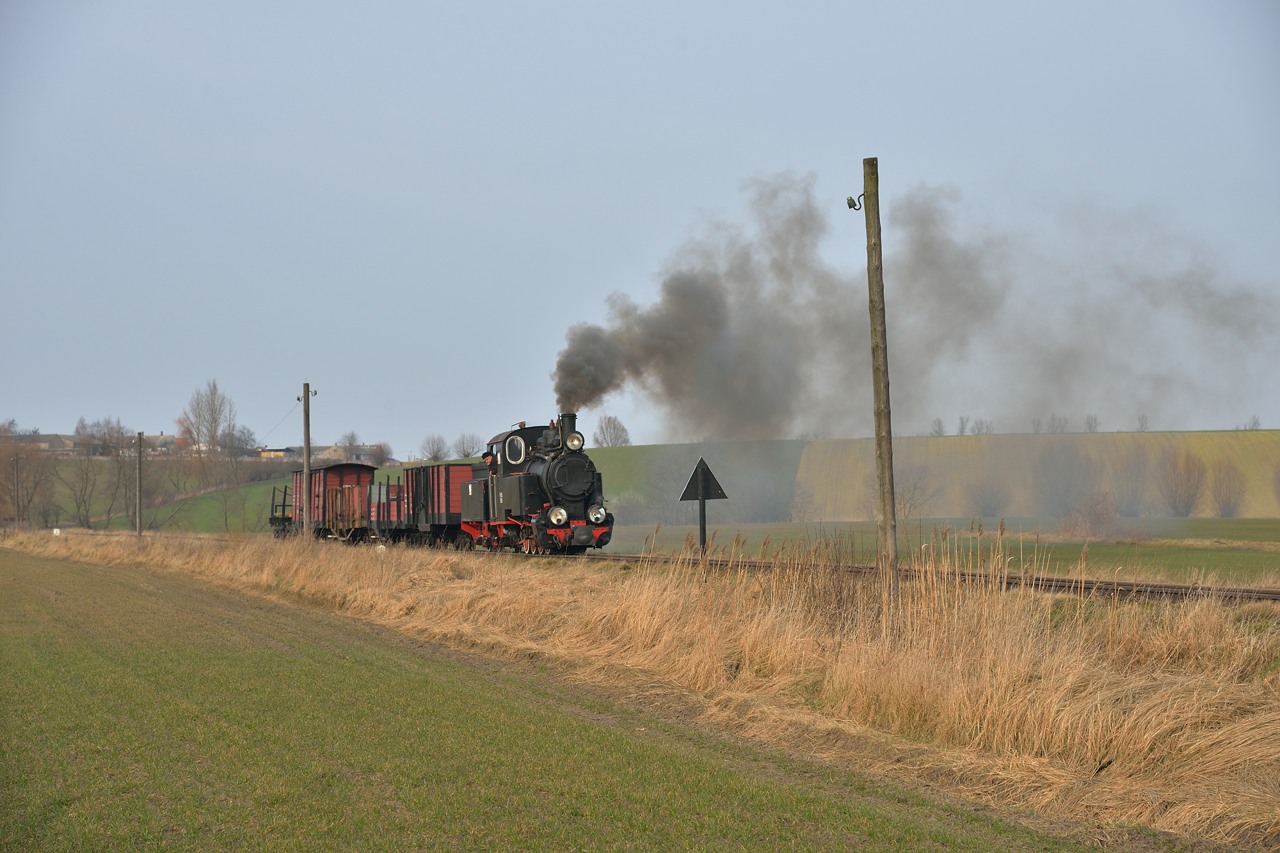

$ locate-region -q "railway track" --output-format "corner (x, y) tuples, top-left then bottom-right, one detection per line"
(583, 551), (1280, 604)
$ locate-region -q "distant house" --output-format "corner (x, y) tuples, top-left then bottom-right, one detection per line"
(258, 446), (300, 460)
(147, 434), (179, 454)
(314, 445), (389, 465)
(3, 434), (76, 455)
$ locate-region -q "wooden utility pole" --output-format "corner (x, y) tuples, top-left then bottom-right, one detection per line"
(11, 453), (18, 526)
(859, 157), (899, 589)
(136, 432), (143, 536)
(301, 383), (313, 533)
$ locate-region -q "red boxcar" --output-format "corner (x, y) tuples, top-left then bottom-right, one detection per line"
(270, 462), (378, 541)
(362, 462), (476, 545)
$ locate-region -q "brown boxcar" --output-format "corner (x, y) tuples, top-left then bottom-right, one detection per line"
(272, 462), (377, 541)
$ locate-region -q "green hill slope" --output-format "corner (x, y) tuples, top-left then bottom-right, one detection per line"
(796, 430), (1280, 521)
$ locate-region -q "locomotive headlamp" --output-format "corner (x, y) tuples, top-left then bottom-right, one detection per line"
(588, 504), (608, 524)
(565, 431), (585, 451)
(548, 506), (569, 526)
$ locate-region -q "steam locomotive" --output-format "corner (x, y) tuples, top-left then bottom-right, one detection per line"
(268, 413), (614, 554)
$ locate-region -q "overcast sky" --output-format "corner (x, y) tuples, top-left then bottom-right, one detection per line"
(2, 1), (1277, 458)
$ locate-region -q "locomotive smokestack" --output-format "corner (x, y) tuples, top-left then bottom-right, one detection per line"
(559, 412), (577, 442)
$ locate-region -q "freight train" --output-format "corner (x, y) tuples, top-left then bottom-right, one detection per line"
(268, 413), (613, 554)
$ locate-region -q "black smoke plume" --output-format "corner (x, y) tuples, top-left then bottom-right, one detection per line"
(554, 175), (859, 440)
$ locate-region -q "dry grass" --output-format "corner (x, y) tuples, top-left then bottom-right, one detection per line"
(10, 528), (1280, 848)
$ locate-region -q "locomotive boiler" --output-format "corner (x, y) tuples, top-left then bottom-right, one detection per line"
(462, 412), (613, 554)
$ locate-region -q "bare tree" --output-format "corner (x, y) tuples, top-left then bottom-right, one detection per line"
(1061, 490), (1118, 539)
(223, 424), (257, 455)
(176, 378), (248, 529)
(1236, 415), (1262, 430)
(1112, 446), (1149, 517)
(101, 429), (138, 530)
(894, 465), (940, 520)
(1137, 414), (1149, 432)
(452, 433), (483, 458)
(1210, 460), (1246, 518)
(592, 415), (631, 447)
(137, 456), (200, 531)
(865, 463), (938, 521)
(177, 380), (237, 459)
(339, 431), (361, 461)
(59, 421), (102, 527)
(966, 474), (1010, 518)
(1032, 441), (1100, 519)
(56, 416), (132, 528)
(1085, 414), (1100, 433)
(790, 483), (815, 523)
(0, 421), (16, 523)
(971, 418), (994, 435)
(929, 418), (946, 437)
(956, 415), (969, 437)
(1046, 413), (1069, 434)
(420, 434), (449, 462)
(3, 443), (55, 527)
(1156, 450), (1206, 517)
(368, 442), (392, 467)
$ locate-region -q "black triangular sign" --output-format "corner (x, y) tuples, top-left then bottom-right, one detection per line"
(679, 457), (728, 501)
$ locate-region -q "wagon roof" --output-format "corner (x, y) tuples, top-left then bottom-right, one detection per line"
(289, 461), (379, 474)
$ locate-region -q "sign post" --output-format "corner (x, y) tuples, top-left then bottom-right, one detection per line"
(678, 457), (727, 555)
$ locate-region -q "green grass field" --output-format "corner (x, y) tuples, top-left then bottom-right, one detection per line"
(608, 517), (1280, 583)
(1, 549), (1094, 851)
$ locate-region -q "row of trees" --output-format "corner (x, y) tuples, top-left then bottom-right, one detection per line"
(836, 443), (1277, 537)
(5, 381), (301, 532)
(2, 415), (290, 532)
(961, 446), (1268, 537)
(418, 433), (484, 462)
(2, 418), (55, 527)
(928, 413), (1266, 436)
